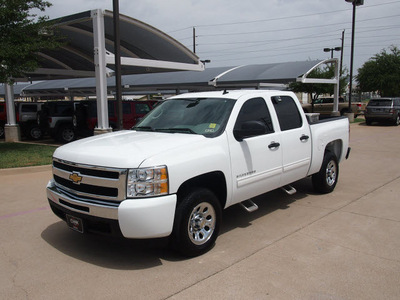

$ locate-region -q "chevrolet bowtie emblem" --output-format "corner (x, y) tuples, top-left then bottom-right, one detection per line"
(69, 172), (83, 184)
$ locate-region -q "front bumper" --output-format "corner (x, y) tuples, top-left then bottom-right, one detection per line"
(47, 180), (177, 239)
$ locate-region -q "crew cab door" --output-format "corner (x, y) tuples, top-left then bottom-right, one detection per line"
(271, 95), (312, 186)
(228, 97), (282, 204)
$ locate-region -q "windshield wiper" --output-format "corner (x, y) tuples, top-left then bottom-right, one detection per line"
(155, 128), (196, 134)
(133, 126), (154, 131)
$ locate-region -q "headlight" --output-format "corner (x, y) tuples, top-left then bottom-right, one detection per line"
(127, 166), (168, 198)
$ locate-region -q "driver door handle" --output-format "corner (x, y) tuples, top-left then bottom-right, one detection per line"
(268, 142), (280, 149)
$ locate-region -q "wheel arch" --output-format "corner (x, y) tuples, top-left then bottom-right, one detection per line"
(325, 139), (343, 161)
(177, 171), (227, 209)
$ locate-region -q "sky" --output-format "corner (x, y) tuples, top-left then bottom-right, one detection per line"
(40, 0), (400, 74)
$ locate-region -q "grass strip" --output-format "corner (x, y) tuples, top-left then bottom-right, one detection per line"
(0, 143), (56, 169)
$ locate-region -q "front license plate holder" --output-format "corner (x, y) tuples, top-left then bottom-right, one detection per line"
(66, 214), (84, 233)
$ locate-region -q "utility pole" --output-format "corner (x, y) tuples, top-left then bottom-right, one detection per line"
(340, 29), (345, 78)
(193, 27), (196, 53)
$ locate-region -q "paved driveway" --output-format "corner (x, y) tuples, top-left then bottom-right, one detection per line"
(1, 122), (400, 299)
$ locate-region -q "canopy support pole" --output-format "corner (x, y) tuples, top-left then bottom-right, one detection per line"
(92, 9), (112, 135)
(4, 82), (21, 142)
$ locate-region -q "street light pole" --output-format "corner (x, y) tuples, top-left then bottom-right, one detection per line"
(345, 0), (364, 112)
(324, 47), (342, 59)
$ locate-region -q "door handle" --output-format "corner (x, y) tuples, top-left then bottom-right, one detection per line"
(268, 142), (280, 149)
(300, 135), (309, 141)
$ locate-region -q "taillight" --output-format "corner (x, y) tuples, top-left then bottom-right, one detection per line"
(48, 117), (52, 123)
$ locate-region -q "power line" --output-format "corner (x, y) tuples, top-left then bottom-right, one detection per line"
(168, 0), (400, 32)
(169, 0), (400, 67)
(196, 14), (400, 40)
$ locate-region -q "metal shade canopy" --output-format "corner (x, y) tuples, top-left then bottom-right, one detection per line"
(22, 9), (203, 81)
(0, 8), (205, 139)
(210, 60), (322, 87)
(22, 61), (326, 97)
(0, 83), (31, 98)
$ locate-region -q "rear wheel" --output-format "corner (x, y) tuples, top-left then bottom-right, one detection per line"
(393, 114), (400, 126)
(312, 151), (339, 194)
(57, 125), (75, 143)
(28, 124), (43, 140)
(0, 124), (4, 139)
(172, 188), (221, 257)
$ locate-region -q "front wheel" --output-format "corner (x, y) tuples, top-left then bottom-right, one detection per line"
(312, 151), (339, 194)
(172, 188), (222, 257)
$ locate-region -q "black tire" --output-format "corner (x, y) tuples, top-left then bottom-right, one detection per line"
(312, 151), (339, 194)
(365, 118), (372, 126)
(57, 124), (75, 143)
(0, 124), (4, 139)
(172, 188), (222, 257)
(393, 114), (400, 126)
(28, 124), (43, 140)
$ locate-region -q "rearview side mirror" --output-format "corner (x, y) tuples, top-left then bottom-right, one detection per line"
(233, 121), (266, 141)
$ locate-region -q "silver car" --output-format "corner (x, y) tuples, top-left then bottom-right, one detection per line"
(365, 98), (400, 126)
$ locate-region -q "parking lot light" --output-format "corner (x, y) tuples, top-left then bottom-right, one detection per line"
(345, 0), (364, 112)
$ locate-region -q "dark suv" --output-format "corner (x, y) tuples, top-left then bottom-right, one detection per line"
(365, 98), (400, 126)
(37, 101), (76, 143)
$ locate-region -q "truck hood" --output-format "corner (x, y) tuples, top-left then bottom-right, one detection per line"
(53, 130), (206, 169)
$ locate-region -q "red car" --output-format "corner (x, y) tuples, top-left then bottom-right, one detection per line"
(73, 100), (155, 137)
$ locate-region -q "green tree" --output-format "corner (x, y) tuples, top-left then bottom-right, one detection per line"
(356, 46), (400, 97)
(289, 64), (347, 101)
(0, 0), (61, 84)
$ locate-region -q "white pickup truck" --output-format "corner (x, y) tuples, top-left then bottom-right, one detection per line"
(47, 90), (350, 256)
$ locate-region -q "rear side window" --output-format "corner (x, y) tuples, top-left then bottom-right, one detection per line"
(272, 96), (302, 131)
(21, 104), (38, 113)
(368, 100), (392, 107)
(54, 103), (73, 116)
(123, 102), (131, 114)
(135, 103), (151, 114)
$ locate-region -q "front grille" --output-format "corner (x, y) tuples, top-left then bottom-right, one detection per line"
(52, 159), (127, 201)
(54, 175), (118, 197)
(53, 160), (119, 179)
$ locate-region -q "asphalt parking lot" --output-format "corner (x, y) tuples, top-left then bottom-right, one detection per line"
(1, 121), (400, 300)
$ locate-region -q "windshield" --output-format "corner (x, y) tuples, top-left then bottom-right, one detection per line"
(133, 97), (235, 137)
